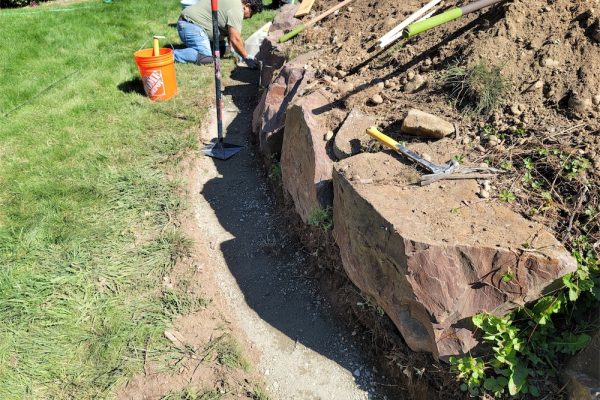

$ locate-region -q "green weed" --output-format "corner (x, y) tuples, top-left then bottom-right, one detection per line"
(250, 385), (271, 400)
(450, 237), (599, 397)
(442, 60), (508, 115)
(307, 207), (333, 232)
(161, 387), (224, 400)
(205, 334), (250, 371)
(498, 190), (516, 203)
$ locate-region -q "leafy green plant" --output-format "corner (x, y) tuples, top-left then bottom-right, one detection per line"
(450, 237), (599, 397)
(498, 190), (516, 203)
(307, 207), (333, 232)
(268, 161), (282, 181)
(442, 60), (509, 115)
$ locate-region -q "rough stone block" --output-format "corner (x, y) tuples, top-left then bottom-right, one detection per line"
(333, 108), (377, 160)
(332, 151), (577, 358)
(281, 90), (334, 223)
(253, 64), (312, 158)
(401, 108), (455, 139)
(256, 4), (299, 87)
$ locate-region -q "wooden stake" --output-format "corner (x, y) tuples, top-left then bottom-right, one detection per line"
(295, 0), (316, 17)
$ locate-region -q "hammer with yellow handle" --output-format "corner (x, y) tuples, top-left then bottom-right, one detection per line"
(366, 127), (458, 174)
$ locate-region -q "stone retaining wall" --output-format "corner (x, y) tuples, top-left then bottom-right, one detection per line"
(253, 6), (577, 360)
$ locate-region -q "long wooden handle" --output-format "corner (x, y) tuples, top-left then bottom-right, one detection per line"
(279, 0), (355, 42)
(307, 0), (355, 26)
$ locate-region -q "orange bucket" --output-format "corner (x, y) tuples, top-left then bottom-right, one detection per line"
(133, 48), (178, 101)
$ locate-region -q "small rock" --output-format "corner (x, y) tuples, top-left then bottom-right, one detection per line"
(338, 82), (355, 94)
(370, 94), (384, 105)
(592, 94), (600, 106)
(403, 74), (426, 93)
(377, 82), (385, 90)
(482, 180), (491, 191)
(324, 130), (334, 141)
(384, 79), (393, 88)
(407, 70), (416, 81)
(475, 145), (486, 152)
(332, 76), (339, 82)
(509, 104), (524, 116)
(569, 94), (592, 115)
(401, 109), (455, 139)
(478, 189), (490, 199)
(335, 70), (347, 79)
(462, 136), (472, 145)
(488, 135), (500, 146)
(541, 57), (559, 68)
(353, 369), (361, 377)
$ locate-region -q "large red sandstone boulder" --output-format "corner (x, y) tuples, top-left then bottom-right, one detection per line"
(252, 64), (313, 158)
(281, 90), (334, 223)
(256, 4), (299, 87)
(332, 151), (577, 359)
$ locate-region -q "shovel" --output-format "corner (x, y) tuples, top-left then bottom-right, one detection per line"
(202, 0), (243, 160)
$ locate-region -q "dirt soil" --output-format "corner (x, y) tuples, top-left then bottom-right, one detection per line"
(284, 0), (599, 249)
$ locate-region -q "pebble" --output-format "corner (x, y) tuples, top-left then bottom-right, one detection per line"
(353, 369), (361, 377)
(403, 74), (426, 93)
(482, 180), (491, 191)
(475, 145), (486, 152)
(462, 136), (472, 145)
(384, 79), (394, 88)
(407, 70), (416, 81)
(335, 70), (347, 79)
(324, 130), (334, 141)
(509, 103), (524, 116)
(370, 94), (384, 105)
(338, 82), (354, 94)
(488, 135), (500, 146)
(478, 189), (490, 199)
(541, 57), (559, 68)
(377, 81), (385, 90)
(592, 94), (600, 106)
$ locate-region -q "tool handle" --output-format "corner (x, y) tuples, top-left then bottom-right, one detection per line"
(461, 0), (503, 14)
(367, 126), (400, 150)
(211, 0), (218, 12)
(307, 0), (354, 26)
(278, 23), (306, 43)
(403, 7), (462, 38)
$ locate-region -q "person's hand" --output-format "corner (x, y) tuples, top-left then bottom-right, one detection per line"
(244, 57), (259, 69)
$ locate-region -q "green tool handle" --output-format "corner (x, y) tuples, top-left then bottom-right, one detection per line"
(403, 7), (463, 38)
(278, 23), (306, 43)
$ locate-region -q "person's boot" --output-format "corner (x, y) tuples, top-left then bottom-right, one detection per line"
(196, 54), (213, 65)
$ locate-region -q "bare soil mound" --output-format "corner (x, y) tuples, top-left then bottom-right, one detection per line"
(285, 0), (599, 248)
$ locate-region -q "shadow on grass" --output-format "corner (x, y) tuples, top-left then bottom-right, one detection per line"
(117, 77), (146, 96)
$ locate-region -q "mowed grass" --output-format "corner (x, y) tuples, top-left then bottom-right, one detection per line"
(0, 0), (273, 398)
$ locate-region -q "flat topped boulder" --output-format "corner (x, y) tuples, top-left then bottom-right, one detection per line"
(332, 151), (577, 358)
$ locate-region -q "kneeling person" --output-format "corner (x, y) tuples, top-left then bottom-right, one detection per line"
(174, 0), (261, 67)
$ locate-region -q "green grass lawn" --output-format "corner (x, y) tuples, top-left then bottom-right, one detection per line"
(0, 0), (274, 398)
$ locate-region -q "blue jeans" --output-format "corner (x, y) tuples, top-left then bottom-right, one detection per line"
(174, 20), (212, 64)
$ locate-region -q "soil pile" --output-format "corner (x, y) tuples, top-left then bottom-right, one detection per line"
(283, 0), (599, 247)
